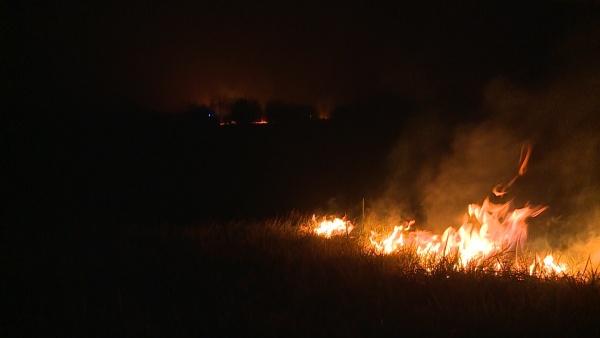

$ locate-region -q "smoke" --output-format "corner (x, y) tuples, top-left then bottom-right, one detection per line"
(482, 27), (600, 256)
(564, 207), (600, 265)
(422, 123), (527, 230)
(372, 110), (454, 228)
(380, 22), (600, 263)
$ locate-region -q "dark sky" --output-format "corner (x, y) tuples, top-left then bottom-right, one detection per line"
(5, 1), (600, 111)
(4, 1), (600, 255)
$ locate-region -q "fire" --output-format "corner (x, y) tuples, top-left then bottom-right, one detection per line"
(369, 198), (548, 269)
(529, 253), (568, 276)
(369, 220), (415, 254)
(312, 215), (354, 238)
(493, 144), (532, 197)
(309, 144), (581, 277)
(365, 143), (568, 271)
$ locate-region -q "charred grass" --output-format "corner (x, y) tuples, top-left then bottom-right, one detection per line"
(4, 217), (600, 337)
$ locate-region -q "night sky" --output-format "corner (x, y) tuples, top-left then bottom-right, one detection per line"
(6, 1), (599, 111)
(4, 1), (600, 239)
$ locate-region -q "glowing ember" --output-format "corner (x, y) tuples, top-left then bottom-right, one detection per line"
(312, 216), (354, 238)
(370, 198), (548, 269)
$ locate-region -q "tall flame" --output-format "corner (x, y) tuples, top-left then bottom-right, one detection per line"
(493, 143), (532, 197)
(370, 198), (547, 269)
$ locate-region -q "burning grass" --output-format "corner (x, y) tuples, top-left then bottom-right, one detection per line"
(309, 198), (594, 281)
(7, 215), (599, 336)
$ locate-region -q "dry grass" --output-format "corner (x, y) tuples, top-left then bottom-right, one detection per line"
(4, 216), (600, 337)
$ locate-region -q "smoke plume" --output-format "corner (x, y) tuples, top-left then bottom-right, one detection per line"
(380, 23), (600, 263)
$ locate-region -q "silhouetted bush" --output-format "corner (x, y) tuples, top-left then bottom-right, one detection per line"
(265, 100), (315, 125)
(229, 98), (262, 124)
(181, 104), (220, 127)
(330, 93), (414, 129)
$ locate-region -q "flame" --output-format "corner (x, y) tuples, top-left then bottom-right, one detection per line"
(310, 144), (582, 276)
(517, 143), (532, 176)
(312, 215), (354, 238)
(493, 144), (532, 197)
(529, 253), (568, 276)
(369, 220), (415, 254)
(370, 198), (548, 269)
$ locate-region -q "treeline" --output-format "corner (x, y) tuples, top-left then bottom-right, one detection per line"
(5, 95), (419, 225)
(5, 92), (487, 225)
(5, 92), (433, 134)
(162, 93), (416, 128)
(205, 97), (318, 125)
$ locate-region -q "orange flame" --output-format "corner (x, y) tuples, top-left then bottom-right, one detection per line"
(518, 143), (532, 176)
(311, 144), (578, 276)
(529, 253), (568, 276)
(370, 198), (548, 269)
(312, 216), (354, 238)
(369, 220), (415, 254)
(493, 144), (532, 197)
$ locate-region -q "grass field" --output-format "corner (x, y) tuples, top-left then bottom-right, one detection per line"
(5, 216), (599, 337)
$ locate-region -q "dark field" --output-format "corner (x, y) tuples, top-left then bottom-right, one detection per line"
(4, 219), (600, 337)
(3, 112), (600, 337)
(6, 110), (405, 224)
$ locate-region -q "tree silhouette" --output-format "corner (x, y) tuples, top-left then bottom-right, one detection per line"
(330, 93), (414, 129)
(265, 100), (315, 125)
(229, 98), (262, 125)
(181, 104), (219, 127)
